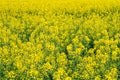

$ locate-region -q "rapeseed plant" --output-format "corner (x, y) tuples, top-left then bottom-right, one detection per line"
(0, 0), (120, 79)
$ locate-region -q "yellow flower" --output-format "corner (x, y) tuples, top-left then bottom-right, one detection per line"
(53, 68), (67, 80)
(75, 48), (81, 55)
(28, 69), (39, 77)
(67, 44), (73, 51)
(94, 76), (101, 80)
(42, 62), (52, 71)
(65, 77), (72, 80)
(46, 42), (55, 51)
(57, 52), (67, 67)
(72, 36), (79, 44)
(85, 36), (90, 42)
(58, 68), (65, 75)
(2, 46), (9, 54)
(72, 72), (78, 78)
(53, 72), (60, 80)
(49, 43), (55, 51)
(7, 71), (16, 79)
(0, 22), (3, 27)
(105, 68), (118, 80)
(3, 37), (9, 43)
(112, 51), (118, 61)
(111, 68), (118, 76)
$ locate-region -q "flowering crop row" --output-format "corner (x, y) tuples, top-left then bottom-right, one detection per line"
(0, 0), (120, 80)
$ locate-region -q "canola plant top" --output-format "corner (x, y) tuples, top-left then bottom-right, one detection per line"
(0, 0), (120, 10)
(0, 0), (120, 80)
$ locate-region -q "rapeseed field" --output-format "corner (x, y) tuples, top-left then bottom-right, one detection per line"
(0, 0), (120, 79)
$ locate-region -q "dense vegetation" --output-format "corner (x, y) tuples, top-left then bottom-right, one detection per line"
(0, 0), (120, 79)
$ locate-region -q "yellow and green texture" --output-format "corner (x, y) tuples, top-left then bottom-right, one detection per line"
(0, 0), (120, 79)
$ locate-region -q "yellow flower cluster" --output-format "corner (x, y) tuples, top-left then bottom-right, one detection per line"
(0, 0), (120, 79)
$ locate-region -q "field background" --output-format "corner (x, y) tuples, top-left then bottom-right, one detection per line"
(0, 0), (120, 80)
